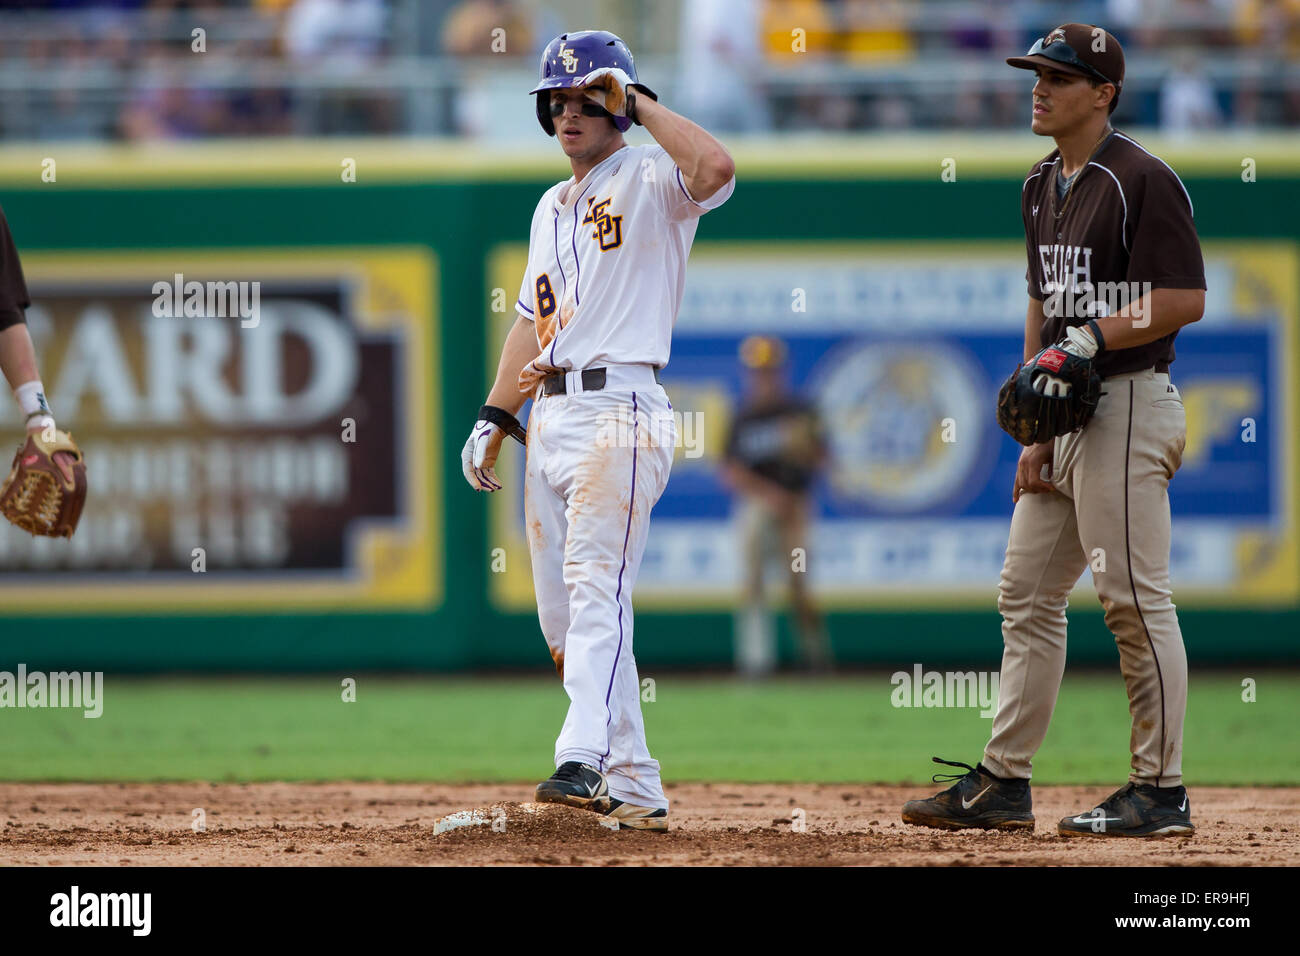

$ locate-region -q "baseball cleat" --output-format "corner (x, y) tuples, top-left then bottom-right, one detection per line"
(1058, 782), (1194, 838)
(535, 761), (611, 812)
(605, 798), (669, 832)
(901, 757), (1035, 831)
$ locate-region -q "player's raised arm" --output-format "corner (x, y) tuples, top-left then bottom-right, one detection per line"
(578, 69), (734, 202)
(630, 97), (735, 203)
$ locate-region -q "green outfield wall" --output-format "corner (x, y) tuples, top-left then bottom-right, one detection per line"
(0, 136), (1294, 670)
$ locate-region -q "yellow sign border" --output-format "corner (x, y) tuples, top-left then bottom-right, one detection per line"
(4, 246), (442, 613)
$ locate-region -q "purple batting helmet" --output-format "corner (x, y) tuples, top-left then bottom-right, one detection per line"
(529, 30), (657, 135)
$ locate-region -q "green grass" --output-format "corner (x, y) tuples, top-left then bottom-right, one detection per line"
(0, 672), (1294, 785)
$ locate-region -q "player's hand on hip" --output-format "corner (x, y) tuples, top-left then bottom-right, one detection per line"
(461, 420), (506, 492)
(579, 67), (633, 116)
(1013, 441), (1055, 502)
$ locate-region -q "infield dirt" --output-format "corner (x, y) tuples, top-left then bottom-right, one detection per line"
(1, 782), (1295, 866)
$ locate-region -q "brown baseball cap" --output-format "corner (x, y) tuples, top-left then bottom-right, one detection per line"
(1007, 22), (1125, 94)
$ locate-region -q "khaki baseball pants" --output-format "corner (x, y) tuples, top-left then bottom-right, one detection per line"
(983, 369), (1188, 788)
(734, 495), (830, 676)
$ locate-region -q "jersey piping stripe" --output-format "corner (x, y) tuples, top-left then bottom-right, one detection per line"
(548, 181), (595, 369)
(516, 298), (535, 317)
(1113, 133), (1195, 216)
(1123, 380), (1170, 786)
(1087, 161), (1130, 253)
(551, 208), (567, 300)
(676, 167), (696, 204)
(570, 180), (594, 307)
(674, 166), (698, 204)
(548, 207), (566, 367)
(600, 390), (638, 771)
(1022, 157), (1059, 191)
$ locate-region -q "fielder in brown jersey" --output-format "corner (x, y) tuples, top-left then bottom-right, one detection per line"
(0, 205), (54, 428)
(0, 205), (79, 486)
(902, 24), (1206, 837)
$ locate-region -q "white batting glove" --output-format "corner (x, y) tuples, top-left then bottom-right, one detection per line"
(1061, 322), (1100, 359)
(461, 420), (505, 492)
(579, 66), (633, 116)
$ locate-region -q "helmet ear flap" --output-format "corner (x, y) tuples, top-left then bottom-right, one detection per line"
(536, 91), (556, 136)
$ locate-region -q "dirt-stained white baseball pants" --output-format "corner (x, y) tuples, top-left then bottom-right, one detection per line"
(524, 366), (675, 810)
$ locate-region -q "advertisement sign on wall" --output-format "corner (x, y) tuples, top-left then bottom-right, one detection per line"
(0, 248), (441, 612)
(489, 241), (1296, 610)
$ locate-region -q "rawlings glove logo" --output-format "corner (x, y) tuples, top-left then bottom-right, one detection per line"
(1036, 348), (1067, 373)
(996, 346), (1102, 447)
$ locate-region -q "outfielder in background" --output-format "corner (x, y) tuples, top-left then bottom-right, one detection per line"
(722, 335), (831, 677)
(461, 31), (735, 830)
(903, 24), (1205, 837)
(0, 203), (86, 538)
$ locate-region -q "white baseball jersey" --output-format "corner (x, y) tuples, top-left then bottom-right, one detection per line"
(515, 143), (734, 381)
(515, 142), (732, 812)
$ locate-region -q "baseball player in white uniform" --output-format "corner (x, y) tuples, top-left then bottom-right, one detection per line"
(460, 30), (735, 831)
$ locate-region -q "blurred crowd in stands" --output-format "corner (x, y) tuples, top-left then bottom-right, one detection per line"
(0, 0), (1295, 140)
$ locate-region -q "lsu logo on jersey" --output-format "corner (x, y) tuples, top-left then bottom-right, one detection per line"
(583, 196), (624, 251)
(559, 43), (579, 74)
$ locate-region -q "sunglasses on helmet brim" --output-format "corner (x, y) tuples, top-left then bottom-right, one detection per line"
(548, 96), (610, 119)
(1025, 36), (1114, 86)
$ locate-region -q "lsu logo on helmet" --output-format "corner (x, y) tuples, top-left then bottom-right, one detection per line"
(559, 43), (579, 73)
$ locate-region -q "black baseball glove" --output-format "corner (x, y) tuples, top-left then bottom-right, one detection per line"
(996, 321), (1105, 446)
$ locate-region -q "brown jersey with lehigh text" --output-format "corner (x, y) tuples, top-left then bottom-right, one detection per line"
(1022, 131), (1206, 378)
(0, 204), (31, 331)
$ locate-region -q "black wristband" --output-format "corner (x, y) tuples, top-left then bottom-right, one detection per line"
(1085, 318), (1106, 352)
(626, 84), (657, 126)
(478, 404), (527, 446)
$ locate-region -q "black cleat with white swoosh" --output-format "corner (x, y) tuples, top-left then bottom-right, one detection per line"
(1058, 782), (1194, 838)
(535, 761), (612, 813)
(901, 757), (1034, 831)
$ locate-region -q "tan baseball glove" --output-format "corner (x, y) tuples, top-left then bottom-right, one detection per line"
(0, 429), (87, 537)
